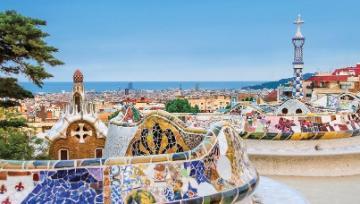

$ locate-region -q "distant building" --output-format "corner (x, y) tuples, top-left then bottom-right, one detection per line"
(195, 83), (200, 91)
(45, 70), (108, 160)
(187, 95), (231, 112)
(128, 82), (133, 90)
(263, 90), (278, 102)
(304, 63), (360, 100)
(278, 84), (293, 101)
(125, 88), (130, 95)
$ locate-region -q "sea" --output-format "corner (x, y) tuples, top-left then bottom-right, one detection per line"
(19, 81), (264, 93)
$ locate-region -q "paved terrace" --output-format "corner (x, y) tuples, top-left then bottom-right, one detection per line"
(246, 137), (360, 176)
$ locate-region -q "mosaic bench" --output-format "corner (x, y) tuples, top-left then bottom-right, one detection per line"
(0, 111), (259, 203)
(178, 111), (360, 140)
(240, 112), (360, 140)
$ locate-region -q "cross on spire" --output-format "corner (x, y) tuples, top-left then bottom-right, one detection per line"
(294, 14), (304, 38)
(71, 123), (92, 143)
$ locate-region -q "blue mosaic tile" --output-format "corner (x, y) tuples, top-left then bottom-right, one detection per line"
(184, 161), (208, 184)
(80, 159), (101, 167)
(172, 152), (188, 161)
(23, 168), (103, 203)
(54, 160), (75, 168)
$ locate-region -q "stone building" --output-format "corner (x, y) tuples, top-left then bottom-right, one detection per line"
(304, 63), (360, 101)
(187, 95), (231, 112)
(45, 70), (108, 160)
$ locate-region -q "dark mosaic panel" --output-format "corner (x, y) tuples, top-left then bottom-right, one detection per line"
(131, 123), (187, 156)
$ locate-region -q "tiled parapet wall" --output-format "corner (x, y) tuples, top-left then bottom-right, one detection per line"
(181, 112), (360, 140)
(241, 112), (360, 140)
(0, 122), (258, 203)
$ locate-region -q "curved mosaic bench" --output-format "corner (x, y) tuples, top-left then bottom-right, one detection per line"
(105, 109), (208, 158)
(176, 111), (360, 140)
(240, 112), (360, 140)
(0, 121), (258, 203)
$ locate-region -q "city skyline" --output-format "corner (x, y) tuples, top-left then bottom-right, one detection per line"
(2, 0), (360, 82)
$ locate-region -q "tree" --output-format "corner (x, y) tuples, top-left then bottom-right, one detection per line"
(0, 11), (60, 159)
(0, 10), (63, 106)
(166, 99), (200, 113)
(192, 105), (200, 113)
(0, 107), (48, 160)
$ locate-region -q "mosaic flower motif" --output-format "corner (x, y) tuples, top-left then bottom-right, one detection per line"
(275, 117), (295, 134)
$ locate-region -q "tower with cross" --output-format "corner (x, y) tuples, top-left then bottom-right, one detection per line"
(292, 14), (305, 99)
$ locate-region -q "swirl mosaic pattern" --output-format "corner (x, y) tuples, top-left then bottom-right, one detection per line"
(126, 113), (205, 156)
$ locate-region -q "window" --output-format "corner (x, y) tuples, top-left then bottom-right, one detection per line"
(95, 148), (103, 158)
(282, 108), (288, 115)
(296, 109), (303, 114)
(59, 149), (69, 160)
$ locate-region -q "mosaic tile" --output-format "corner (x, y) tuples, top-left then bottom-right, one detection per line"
(23, 168), (103, 203)
(171, 152), (188, 161)
(2, 161), (23, 170)
(54, 160), (75, 168)
(79, 159), (102, 167)
(129, 156), (152, 164)
(0, 113), (259, 203)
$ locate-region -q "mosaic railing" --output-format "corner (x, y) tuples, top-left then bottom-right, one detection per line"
(0, 121), (258, 203)
(241, 112), (360, 140)
(178, 111), (360, 140)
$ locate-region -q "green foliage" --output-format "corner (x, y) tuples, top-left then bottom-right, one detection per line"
(0, 77), (33, 99)
(0, 10), (63, 107)
(0, 100), (20, 108)
(0, 129), (32, 160)
(0, 128), (47, 160)
(242, 97), (254, 101)
(0, 107), (48, 160)
(0, 10), (63, 85)
(0, 10), (56, 159)
(166, 99), (200, 113)
(193, 105), (200, 113)
(0, 117), (27, 128)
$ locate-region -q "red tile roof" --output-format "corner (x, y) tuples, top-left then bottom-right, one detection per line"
(264, 90), (277, 102)
(307, 75), (349, 82)
(332, 64), (360, 76)
(122, 97), (152, 103)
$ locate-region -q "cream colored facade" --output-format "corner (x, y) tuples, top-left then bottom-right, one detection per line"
(187, 95), (231, 112)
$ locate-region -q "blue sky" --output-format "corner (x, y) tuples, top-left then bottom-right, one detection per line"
(1, 0), (360, 81)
